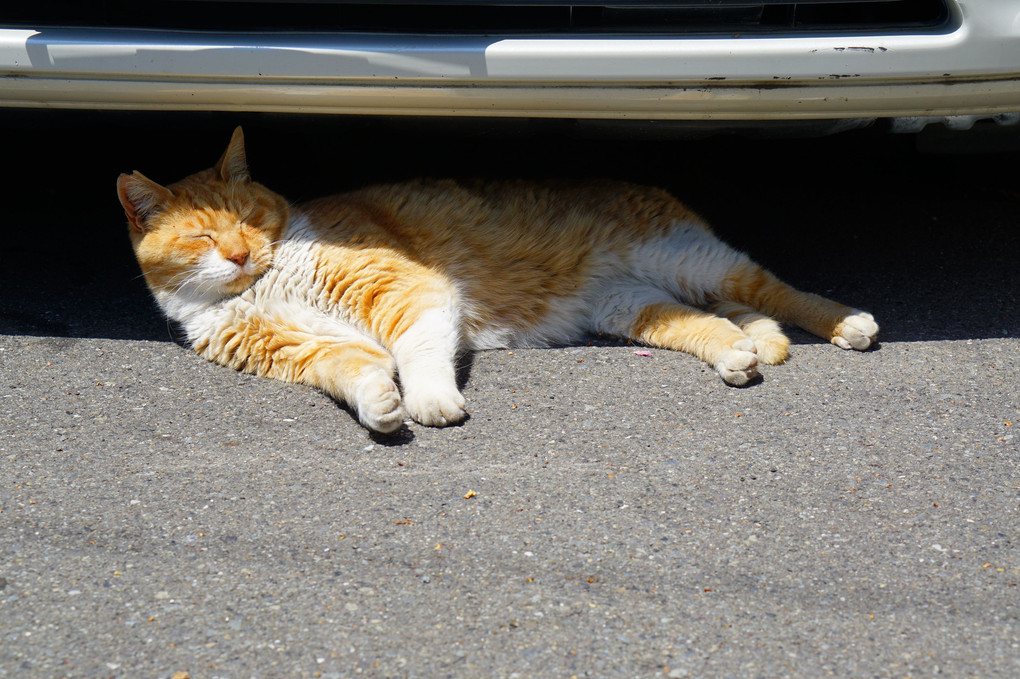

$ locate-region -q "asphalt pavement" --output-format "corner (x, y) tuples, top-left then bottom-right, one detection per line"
(1, 112), (1018, 678)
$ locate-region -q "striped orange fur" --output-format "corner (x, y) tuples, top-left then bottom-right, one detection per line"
(118, 127), (878, 433)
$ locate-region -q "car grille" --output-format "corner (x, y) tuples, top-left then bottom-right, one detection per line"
(1, 0), (953, 36)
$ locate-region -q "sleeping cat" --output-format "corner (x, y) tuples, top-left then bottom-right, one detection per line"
(118, 127), (878, 433)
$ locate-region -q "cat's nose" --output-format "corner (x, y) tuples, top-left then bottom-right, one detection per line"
(226, 251), (249, 267)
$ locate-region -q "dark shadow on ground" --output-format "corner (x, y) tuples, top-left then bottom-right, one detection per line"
(2, 110), (1016, 344)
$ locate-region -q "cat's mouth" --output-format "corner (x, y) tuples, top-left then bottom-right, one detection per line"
(193, 251), (264, 295)
(220, 261), (264, 293)
(221, 271), (256, 294)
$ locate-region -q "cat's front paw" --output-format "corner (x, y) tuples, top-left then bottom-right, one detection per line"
(354, 375), (405, 434)
(832, 311), (879, 351)
(403, 385), (467, 427)
(716, 340), (759, 386)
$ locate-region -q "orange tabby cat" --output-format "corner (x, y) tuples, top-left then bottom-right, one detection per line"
(118, 127), (878, 433)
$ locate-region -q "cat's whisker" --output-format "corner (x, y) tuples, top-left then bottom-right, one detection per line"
(161, 267), (199, 288)
(164, 268), (210, 295)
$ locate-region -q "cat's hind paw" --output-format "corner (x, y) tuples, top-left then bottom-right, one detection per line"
(832, 311), (879, 351)
(355, 375), (405, 434)
(716, 340), (759, 386)
(709, 302), (789, 365)
(403, 385), (467, 427)
(738, 316), (788, 365)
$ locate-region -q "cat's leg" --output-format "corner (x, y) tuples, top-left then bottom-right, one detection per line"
(593, 287), (760, 385)
(719, 261), (879, 351)
(707, 301), (790, 365)
(294, 339), (404, 434)
(388, 304), (467, 427)
(331, 262), (466, 427)
(195, 317), (404, 433)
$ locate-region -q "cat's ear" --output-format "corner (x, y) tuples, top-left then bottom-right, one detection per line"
(117, 171), (173, 233)
(215, 126), (250, 183)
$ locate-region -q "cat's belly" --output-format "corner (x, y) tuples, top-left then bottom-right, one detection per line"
(464, 293), (593, 350)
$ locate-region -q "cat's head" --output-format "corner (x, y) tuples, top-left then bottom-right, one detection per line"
(117, 127), (288, 304)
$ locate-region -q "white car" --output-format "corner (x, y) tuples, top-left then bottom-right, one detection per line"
(1, 0), (1018, 133)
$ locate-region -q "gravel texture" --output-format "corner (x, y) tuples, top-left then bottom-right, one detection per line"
(1, 112), (1017, 678)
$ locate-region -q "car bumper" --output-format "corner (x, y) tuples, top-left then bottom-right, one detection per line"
(1, 2), (1018, 120)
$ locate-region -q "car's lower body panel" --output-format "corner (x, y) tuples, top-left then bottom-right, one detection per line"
(1, 0), (1018, 120)
(2, 74), (1018, 120)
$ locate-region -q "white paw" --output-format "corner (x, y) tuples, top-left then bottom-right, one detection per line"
(716, 341), (759, 386)
(832, 311), (879, 351)
(402, 384), (467, 427)
(744, 321), (790, 365)
(354, 374), (405, 434)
